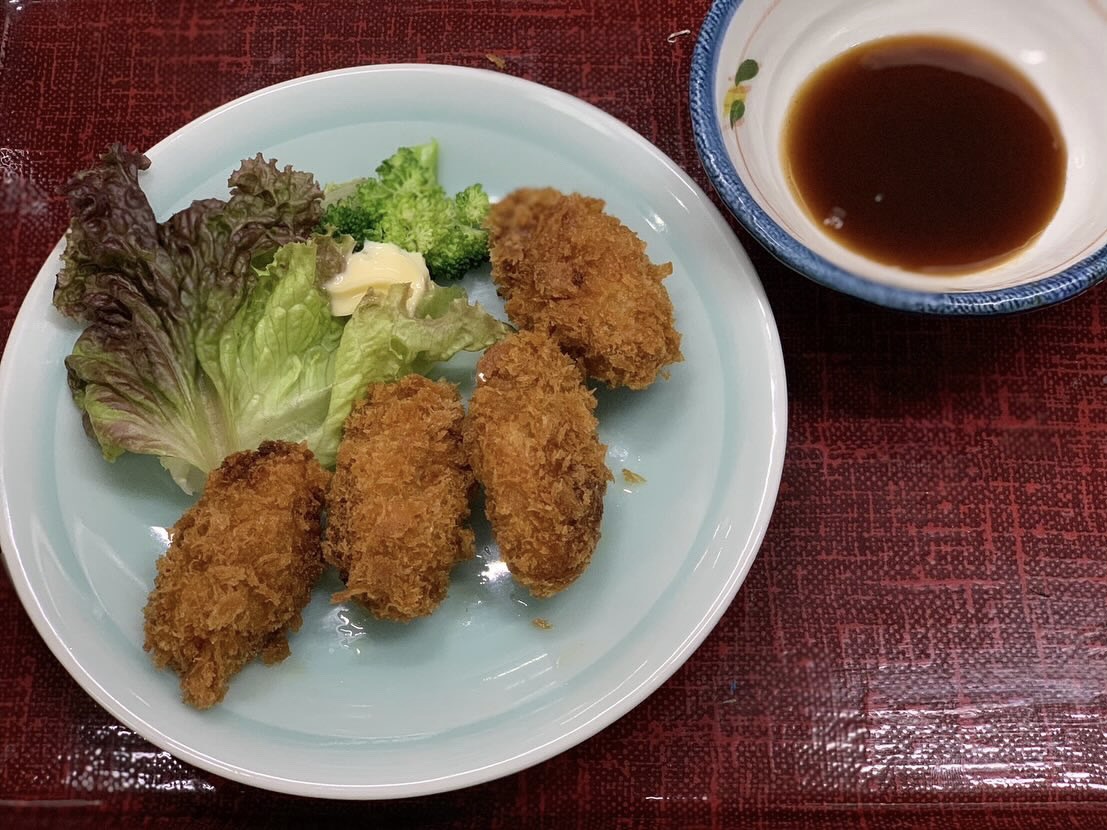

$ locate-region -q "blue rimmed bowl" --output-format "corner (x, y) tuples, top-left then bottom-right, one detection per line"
(689, 0), (1107, 315)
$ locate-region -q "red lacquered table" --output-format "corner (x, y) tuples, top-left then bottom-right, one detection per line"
(4, 1), (1107, 827)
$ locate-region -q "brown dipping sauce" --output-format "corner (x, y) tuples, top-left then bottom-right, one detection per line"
(782, 35), (1066, 274)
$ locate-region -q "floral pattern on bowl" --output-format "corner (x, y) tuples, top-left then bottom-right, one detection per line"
(723, 58), (759, 127)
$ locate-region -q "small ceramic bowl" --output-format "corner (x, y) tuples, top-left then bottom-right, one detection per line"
(689, 0), (1107, 314)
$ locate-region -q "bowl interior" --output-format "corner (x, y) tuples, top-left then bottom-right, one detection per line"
(708, 0), (1107, 294)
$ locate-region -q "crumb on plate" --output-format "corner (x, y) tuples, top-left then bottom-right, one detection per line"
(621, 468), (647, 485)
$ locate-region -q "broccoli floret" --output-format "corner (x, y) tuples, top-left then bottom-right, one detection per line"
(454, 183), (490, 226)
(319, 140), (490, 281)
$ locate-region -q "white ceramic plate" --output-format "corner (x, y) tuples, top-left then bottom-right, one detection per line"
(0, 65), (786, 799)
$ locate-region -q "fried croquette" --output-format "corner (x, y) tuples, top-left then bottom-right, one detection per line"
(143, 441), (330, 709)
(464, 331), (612, 597)
(323, 375), (475, 621)
(487, 187), (682, 390)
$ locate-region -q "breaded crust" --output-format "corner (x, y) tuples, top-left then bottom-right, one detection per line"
(323, 375), (475, 621)
(464, 331), (612, 597)
(487, 187), (682, 390)
(143, 441), (330, 709)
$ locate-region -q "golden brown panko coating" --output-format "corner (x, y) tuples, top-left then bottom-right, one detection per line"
(323, 375), (475, 621)
(487, 187), (682, 390)
(464, 331), (612, 597)
(143, 441), (329, 709)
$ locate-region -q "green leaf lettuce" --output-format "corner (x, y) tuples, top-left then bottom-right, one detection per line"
(55, 146), (508, 491)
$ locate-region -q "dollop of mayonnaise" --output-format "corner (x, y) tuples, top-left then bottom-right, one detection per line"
(324, 241), (430, 317)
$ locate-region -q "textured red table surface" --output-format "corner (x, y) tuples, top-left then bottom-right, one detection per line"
(5, 1), (1107, 827)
